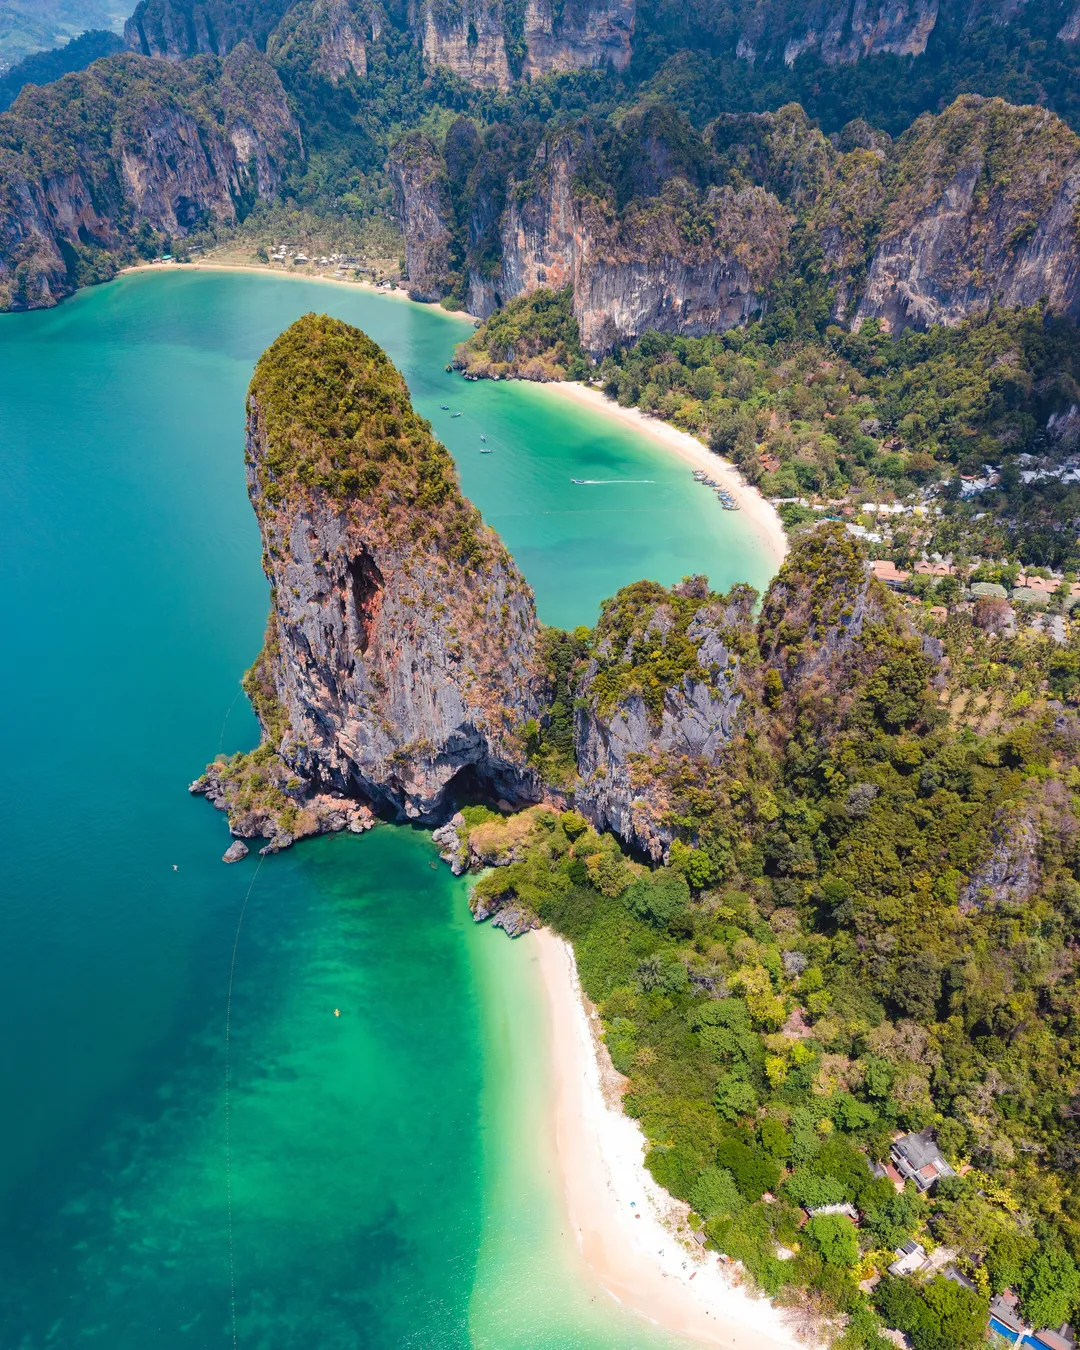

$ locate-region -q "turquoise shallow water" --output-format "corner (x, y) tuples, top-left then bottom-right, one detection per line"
(0, 270), (772, 1348)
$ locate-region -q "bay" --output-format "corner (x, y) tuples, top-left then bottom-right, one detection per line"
(0, 269), (772, 1348)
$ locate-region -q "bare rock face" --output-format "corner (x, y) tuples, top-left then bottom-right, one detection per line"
(573, 580), (755, 861)
(855, 97), (1080, 332)
(417, 0), (634, 88)
(419, 0), (513, 89)
(573, 182), (789, 355)
(239, 315), (545, 823)
(388, 132), (456, 301)
(734, 0), (938, 67)
(521, 0), (635, 78)
(472, 129), (788, 352)
(0, 48), (298, 311)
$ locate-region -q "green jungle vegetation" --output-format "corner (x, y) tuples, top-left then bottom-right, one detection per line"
(248, 313), (492, 564)
(453, 287), (591, 380)
(0, 28), (122, 111)
(468, 524), (1080, 1345)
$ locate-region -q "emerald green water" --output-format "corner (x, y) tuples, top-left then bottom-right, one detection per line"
(0, 270), (771, 1348)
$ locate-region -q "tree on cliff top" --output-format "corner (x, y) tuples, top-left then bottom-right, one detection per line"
(249, 312), (494, 564)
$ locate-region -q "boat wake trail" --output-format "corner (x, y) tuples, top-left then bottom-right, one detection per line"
(571, 479), (656, 485)
(225, 852), (265, 1349)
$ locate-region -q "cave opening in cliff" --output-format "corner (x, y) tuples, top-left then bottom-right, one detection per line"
(348, 548), (385, 654)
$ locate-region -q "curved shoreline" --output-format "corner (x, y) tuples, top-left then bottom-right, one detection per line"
(533, 930), (815, 1350)
(118, 259), (481, 322)
(122, 265), (787, 575)
(537, 382), (789, 574)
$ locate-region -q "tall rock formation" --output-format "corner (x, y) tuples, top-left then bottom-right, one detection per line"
(572, 181), (789, 354)
(416, 0), (634, 89)
(418, 0), (513, 88)
(125, 0), (296, 58)
(267, 0), (378, 79)
(0, 47), (299, 311)
(202, 314), (545, 830)
(520, 0), (635, 78)
(855, 96), (1080, 331)
(464, 122), (789, 353)
(388, 132), (456, 301)
(573, 578), (754, 860)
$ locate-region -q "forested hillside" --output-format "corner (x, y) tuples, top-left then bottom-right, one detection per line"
(459, 525), (1080, 1345)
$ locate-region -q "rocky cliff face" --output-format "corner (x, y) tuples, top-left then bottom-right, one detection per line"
(417, 0), (633, 88)
(267, 0), (376, 79)
(521, 0), (634, 78)
(388, 131), (456, 301)
(467, 126), (789, 352)
(125, 0), (296, 57)
(419, 0), (513, 88)
(206, 315), (545, 831)
(0, 48), (298, 311)
(739, 0), (940, 68)
(855, 97), (1080, 332)
(572, 578), (755, 860)
(573, 182), (789, 354)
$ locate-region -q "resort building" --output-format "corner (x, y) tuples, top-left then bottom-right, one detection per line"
(890, 1130), (955, 1192)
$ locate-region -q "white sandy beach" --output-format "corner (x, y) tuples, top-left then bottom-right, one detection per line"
(124, 259), (482, 320)
(533, 930), (818, 1350)
(539, 381), (789, 573)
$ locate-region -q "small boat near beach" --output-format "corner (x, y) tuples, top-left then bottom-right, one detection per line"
(570, 478), (585, 484)
(479, 447), (492, 453)
(451, 411), (462, 418)
(480, 435), (487, 442)
(440, 404), (449, 410)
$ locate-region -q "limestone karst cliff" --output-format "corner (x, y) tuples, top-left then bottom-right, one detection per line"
(436, 114), (790, 353)
(417, 0), (634, 90)
(267, 0), (377, 79)
(855, 95), (1080, 331)
(573, 577), (755, 861)
(387, 133), (457, 302)
(125, 0), (296, 57)
(193, 314), (546, 845)
(412, 91), (1080, 352)
(193, 328), (890, 872)
(0, 47), (298, 310)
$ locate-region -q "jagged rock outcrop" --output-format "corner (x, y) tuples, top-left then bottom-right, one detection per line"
(468, 125), (788, 352)
(125, 0), (295, 58)
(770, 0), (940, 67)
(573, 181), (789, 354)
(216, 314), (545, 826)
(855, 96), (1080, 332)
(267, 0), (378, 79)
(417, 0), (633, 89)
(573, 578), (755, 860)
(521, 0), (635, 79)
(419, 0), (513, 88)
(0, 48), (298, 310)
(388, 132), (456, 301)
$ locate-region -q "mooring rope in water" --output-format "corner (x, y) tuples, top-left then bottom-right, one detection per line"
(224, 852), (264, 1350)
(217, 688), (243, 756)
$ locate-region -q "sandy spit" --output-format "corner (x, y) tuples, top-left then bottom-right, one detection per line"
(537, 381), (789, 574)
(532, 929), (819, 1350)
